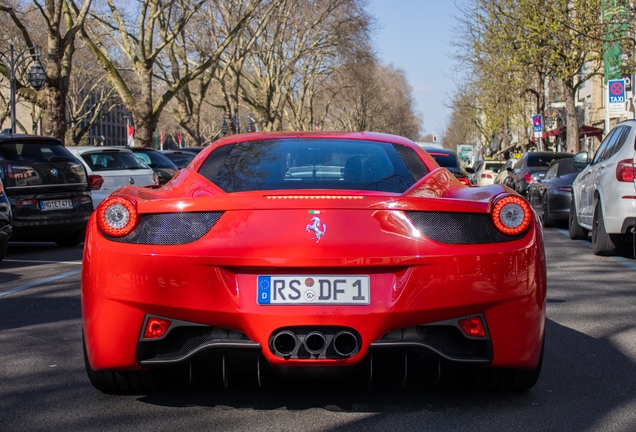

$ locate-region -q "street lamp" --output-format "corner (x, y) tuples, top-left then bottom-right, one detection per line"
(0, 45), (47, 133)
(246, 117), (256, 133)
(221, 112), (257, 135)
(221, 115), (229, 136)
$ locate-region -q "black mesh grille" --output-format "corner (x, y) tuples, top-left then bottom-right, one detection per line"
(102, 211), (223, 245)
(393, 144), (429, 181)
(405, 211), (526, 244)
(141, 326), (252, 361)
(378, 325), (492, 360)
(198, 143), (235, 180)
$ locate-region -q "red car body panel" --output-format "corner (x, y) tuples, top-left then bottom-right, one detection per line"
(82, 132), (546, 374)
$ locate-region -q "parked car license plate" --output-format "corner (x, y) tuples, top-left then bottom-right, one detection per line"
(40, 199), (73, 211)
(257, 275), (370, 305)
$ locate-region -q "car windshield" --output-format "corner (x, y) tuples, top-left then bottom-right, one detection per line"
(427, 152), (458, 168)
(0, 141), (72, 162)
(0, 141), (87, 187)
(556, 159), (586, 176)
(205, 138), (419, 193)
(133, 151), (177, 168)
(163, 152), (195, 169)
(527, 154), (572, 168)
(81, 152), (149, 171)
(485, 162), (503, 172)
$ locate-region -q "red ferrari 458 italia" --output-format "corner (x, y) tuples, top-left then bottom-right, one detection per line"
(82, 132), (546, 393)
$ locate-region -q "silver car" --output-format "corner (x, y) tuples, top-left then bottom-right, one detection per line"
(67, 147), (158, 207)
(570, 121), (636, 255)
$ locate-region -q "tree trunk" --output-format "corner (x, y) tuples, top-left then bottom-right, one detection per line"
(44, 20), (67, 144)
(175, 98), (201, 145)
(44, 83), (67, 143)
(564, 81), (578, 153)
(535, 71), (546, 151)
(132, 68), (155, 148)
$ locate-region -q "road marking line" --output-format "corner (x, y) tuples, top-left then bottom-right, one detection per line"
(2, 259), (82, 265)
(0, 270), (82, 297)
(613, 256), (636, 272)
(554, 228), (636, 271)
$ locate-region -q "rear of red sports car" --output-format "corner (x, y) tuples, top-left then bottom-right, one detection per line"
(82, 132), (546, 392)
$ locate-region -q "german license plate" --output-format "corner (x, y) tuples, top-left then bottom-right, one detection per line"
(40, 199), (73, 211)
(257, 275), (370, 305)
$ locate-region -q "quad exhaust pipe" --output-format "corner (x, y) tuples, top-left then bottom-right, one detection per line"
(333, 331), (358, 357)
(304, 331), (326, 354)
(272, 330), (297, 356)
(271, 328), (359, 358)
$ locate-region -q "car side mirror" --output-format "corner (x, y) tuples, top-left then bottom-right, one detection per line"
(466, 167), (475, 174)
(506, 167), (512, 172)
(148, 163), (158, 168)
(531, 173), (541, 183)
(574, 151), (589, 164)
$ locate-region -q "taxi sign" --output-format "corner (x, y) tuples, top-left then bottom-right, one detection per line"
(512, 153), (522, 159)
(609, 79), (626, 112)
(532, 115), (542, 138)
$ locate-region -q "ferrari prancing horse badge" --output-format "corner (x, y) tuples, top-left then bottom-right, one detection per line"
(306, 216), (326, 243)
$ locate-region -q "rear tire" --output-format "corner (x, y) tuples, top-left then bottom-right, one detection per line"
(569, 198), (588, 240)
(592, 200), (619, 256)
(541, 195), (554, 228)
(463, 340), (544, 391)
(0, 238), (7, 263)
(83, 337), (163, 393)
(54, 229), (84, 247)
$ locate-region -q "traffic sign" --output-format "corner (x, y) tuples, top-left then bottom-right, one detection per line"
(609, 79), (625, 112)
(532, 115), (542, 138)
(621, 73), (632, 92)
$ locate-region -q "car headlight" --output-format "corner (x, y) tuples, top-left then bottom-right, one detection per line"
(492, 195), (532, 236)
(96, 196), (139, 237)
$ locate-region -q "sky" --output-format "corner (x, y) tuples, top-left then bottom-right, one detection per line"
(367, 0), (460, 138)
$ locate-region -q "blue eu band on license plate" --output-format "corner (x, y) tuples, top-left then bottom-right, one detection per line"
(257, 276), (370, 305)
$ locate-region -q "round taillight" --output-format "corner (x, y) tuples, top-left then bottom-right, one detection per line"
(97, 196), (139, 237)
(492, 195), (531, 235)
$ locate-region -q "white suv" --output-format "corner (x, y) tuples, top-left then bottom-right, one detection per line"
(67, 147), (158, 207)
(472, 160), (505, 186)
(569, 121), (636, 255)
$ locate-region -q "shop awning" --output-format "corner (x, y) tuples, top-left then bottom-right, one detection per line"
(532, 124), (604, 141)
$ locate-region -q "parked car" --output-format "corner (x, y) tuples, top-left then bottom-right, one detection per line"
(422, 148), (474, 185)
(67, 147), (158, 207)
(128, 147), (178, 185)
(570, 121), (636, 255)
(494, 158), (518, 186)
(527, 157), (585, 227)
(82, 131), (545, 393)
(505, 152), (573, 196)
(179, 146), (208, 154)
(471, 160), (505, 186)
(160, 149), (197, 169)
(0, 134), (93, 247)
(0, 176), (12, 262)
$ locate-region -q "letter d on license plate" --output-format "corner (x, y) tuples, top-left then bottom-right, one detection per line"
(257, 275), (370, 305)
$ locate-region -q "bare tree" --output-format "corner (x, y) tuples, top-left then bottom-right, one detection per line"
(236, 0), (369, 131)
(74, 0), (261, 147)
(158, 0), (274, 143)
(328, 56), (422, 140)
(65, 44), (120, 145)
(1, 0), (93, 143)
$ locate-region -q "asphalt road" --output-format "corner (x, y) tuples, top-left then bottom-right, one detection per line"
(1, 229), (636, 432)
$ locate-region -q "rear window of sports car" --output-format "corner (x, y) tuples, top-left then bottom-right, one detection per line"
(199, 139), (427, 193)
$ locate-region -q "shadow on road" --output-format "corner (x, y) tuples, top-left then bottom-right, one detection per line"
(2, 232), (636, 431)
